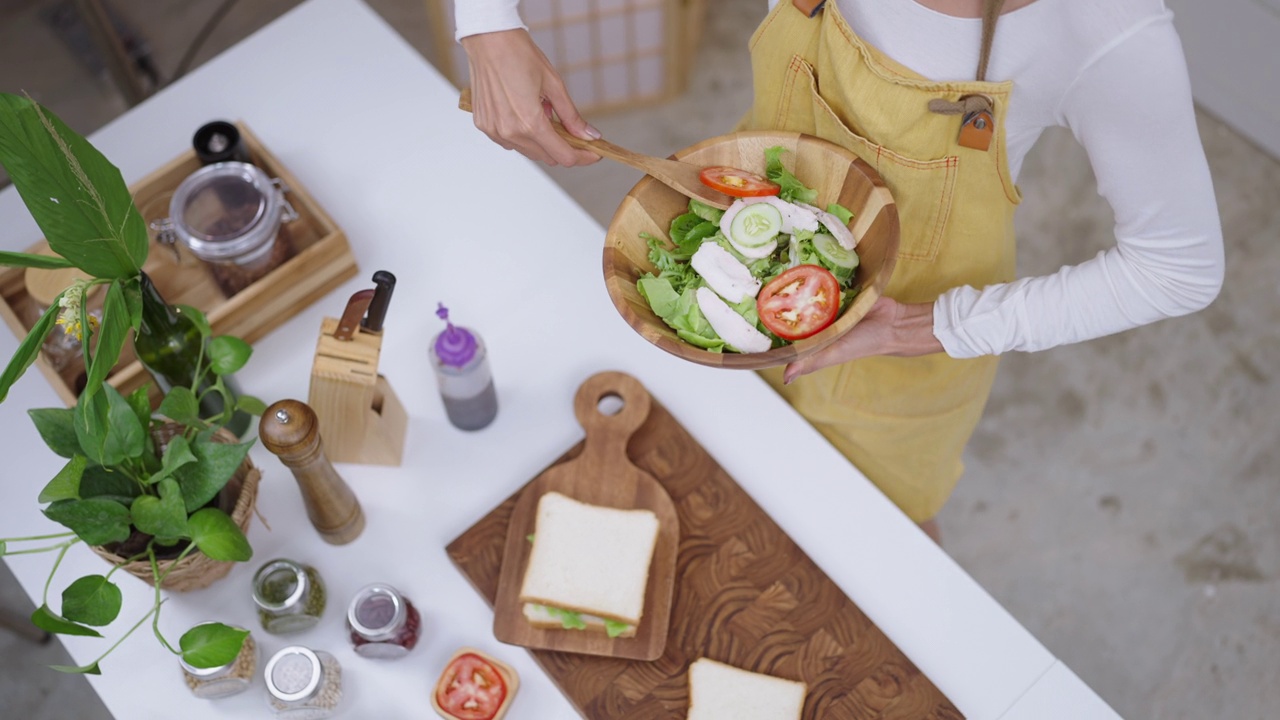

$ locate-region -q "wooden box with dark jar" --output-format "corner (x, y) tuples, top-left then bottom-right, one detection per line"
(0, 122), (358, 406)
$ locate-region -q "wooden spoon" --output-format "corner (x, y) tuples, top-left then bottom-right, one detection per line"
(458, 87), (734, 210)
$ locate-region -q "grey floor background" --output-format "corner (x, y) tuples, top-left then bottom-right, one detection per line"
(2, 1), (1277, 719)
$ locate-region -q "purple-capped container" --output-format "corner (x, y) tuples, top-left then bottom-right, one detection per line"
(428, 304), (498, 431)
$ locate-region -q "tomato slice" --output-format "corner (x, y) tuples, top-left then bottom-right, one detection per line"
(757, 265), (842, 341)
(435, 652), (509, 720)
(698, 166), (781, 198)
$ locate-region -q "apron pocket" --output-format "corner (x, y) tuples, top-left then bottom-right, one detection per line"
(786, 58), (958, 264)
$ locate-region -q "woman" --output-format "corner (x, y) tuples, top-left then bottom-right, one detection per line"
(456, 0), (1224, 541)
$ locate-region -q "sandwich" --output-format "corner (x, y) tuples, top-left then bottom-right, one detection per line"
(519, 491), (661, 638)
(685, 658), (807, 720)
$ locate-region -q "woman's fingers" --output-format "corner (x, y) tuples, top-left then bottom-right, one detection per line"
(461, 29), (600, 167)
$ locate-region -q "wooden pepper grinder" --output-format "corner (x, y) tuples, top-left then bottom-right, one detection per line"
(259, 399), (366, 545)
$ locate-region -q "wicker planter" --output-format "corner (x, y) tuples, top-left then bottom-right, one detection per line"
(91, 426), (260, 592)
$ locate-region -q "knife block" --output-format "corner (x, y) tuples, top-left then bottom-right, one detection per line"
(308, 317), (407, 465)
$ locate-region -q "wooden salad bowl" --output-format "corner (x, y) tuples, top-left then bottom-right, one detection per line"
(603, 130), (900, 370)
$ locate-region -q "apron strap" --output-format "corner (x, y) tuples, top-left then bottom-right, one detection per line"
(927, 0), (1006, 150)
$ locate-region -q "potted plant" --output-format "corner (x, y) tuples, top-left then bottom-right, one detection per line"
(0, 94), (267, 673)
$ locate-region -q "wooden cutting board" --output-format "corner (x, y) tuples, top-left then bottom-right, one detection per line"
(492, 372), (680, 661)
(447, 374), (964, 720)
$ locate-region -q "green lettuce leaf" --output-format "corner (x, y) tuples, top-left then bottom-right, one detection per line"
(688, 198), (725, 224)
(764, 146), (818, 205)
(826, 202), (854, 226)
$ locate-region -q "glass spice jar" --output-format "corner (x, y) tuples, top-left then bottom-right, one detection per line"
(264, 645), (342, 719)
(156, 161), (297, 297)
(253, 559), (326, 635)
(346, 583), (422, 659)
(179, 624), (257, 699)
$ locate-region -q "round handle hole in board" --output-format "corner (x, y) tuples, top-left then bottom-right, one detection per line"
(596, 393), (625, 416)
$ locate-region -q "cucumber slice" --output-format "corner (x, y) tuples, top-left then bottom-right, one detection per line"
(813, 232), (859, 270)
(729, 203), (783, 248)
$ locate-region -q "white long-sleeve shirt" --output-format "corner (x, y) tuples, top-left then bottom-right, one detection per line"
(455, 0), (1224, 358)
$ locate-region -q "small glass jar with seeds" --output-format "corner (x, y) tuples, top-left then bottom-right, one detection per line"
(179, 624), (257, 699)
(346, 583), (422, 659)
(263, 645), (342, 718)
(253, 559), (326, 635)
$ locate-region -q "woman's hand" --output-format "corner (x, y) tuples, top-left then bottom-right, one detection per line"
(460, 29), (601, 167)
(782, 297), (944, 383)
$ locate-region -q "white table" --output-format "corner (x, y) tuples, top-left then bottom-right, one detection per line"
(0, 1), (1121, 717)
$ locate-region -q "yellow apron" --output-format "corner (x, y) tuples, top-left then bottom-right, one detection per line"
(747, 1), (1021, 521)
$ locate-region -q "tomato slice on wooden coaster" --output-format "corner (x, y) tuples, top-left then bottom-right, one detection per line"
(432, 650), (515, 720)
(698, 166), (781, 198)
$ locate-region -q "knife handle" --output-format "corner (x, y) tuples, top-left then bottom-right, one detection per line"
(334, 289), (375, 341)
(362, 270), (396, 333)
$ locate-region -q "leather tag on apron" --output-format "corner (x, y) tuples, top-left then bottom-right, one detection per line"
(958, 110), (994, 151)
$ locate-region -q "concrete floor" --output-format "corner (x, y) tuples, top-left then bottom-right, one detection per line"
(2, 1), (1277, 719)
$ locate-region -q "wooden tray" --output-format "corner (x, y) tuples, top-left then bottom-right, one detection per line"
(0, 122), (358, 406)
(447, 373), (963, 720)
(492, 372), (680, 661)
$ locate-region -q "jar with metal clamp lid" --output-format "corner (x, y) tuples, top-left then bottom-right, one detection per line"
(252, 558), (326, 635)
(155, 161), (297, 297)
(263, 645), (342, 718)
(179, 623), (257, 699)
(346, 583), (421, 659)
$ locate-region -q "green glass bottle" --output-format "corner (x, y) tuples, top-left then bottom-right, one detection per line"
(134, 272), (251, 438)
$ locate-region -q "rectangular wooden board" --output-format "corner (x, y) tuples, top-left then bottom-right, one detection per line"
(446, 392), (964, 720)
(0, 122), (359, 406)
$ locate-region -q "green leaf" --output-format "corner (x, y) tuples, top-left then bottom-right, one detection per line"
(604, 619), (632, 638)
(157, 386), (200, 425)
(688, 198), (725, 224)
(234, 394), (267, 416)
(0, 94), (146, 278)
(130, 478), (187, 539)
(764, 145), (818, 205)
(179, 623), (249, 670)
(38, 454), (87, 503)
(82, 280), (132, 404)
(60, 575), (122, 627)
(125, 384), (152, 433)
(186, 508), (251, 562)
(78, 464), (141, 502)
(0, 291), (62, 403)
(50, 662), (101, 675)
(28, 407), (82, 458)
(148, 435), (197, 486)
(206, 336), (252, 376)
(31, 604), (102, 638)
(826, 202), (855, 226)
(119, 275), (142, 331)
(0, 250), (76, 269)
(43, 498), (131, 546)
(174, 436), (253, 513)
(74, 384), (143, 466)
(176, 304), (210, 338)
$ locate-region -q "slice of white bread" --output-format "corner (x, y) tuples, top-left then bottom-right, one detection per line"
(522, 602), (637, 638)
(686, 658), (807, 720)
(519, 492), (660, 626)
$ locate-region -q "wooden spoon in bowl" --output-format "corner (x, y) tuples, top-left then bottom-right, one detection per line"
(458, 87), (735, 210)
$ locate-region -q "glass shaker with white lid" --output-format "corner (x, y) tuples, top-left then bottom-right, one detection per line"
(263, 645), (342, 718)
(155, 161), (297, 297)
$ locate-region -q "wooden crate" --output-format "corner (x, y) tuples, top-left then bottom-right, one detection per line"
(0, 122), (359, 407)
(426, 0), (709, 114)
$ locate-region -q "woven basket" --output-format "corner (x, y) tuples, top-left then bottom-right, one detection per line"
(91, 427), (261, 593)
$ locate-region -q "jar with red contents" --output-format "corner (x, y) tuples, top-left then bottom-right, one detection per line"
(346, 584), (421, 659)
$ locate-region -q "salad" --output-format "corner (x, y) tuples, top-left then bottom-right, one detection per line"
(636, 146), (861, 353)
